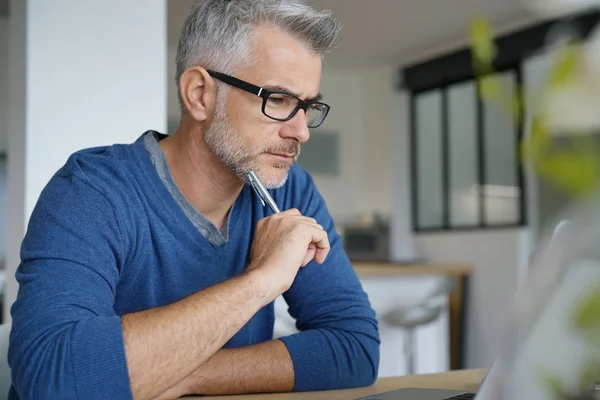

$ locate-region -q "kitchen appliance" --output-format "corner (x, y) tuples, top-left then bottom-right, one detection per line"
(342, 216), (390, 262)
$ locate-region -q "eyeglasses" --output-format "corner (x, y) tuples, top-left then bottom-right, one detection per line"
(207, 70), (330, 129)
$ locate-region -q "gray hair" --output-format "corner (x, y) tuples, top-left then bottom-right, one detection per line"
(175, 0), (342, 108)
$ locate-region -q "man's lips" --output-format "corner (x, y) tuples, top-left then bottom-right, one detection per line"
(268, 152), (296, 159)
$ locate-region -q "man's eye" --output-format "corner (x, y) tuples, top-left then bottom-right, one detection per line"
(268, 96), (285, 105)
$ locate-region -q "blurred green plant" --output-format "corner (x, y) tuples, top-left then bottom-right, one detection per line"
(573, 283), (600, 345)
(535, 285), (600, 399)
(469, 16), (600, 198)
(537, 359), (600, 399)
(469, 16), (600, 399)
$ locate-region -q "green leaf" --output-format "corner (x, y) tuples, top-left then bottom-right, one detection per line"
(478, 76), (500, 100)
(537, 368), (567, 400)
(573, 285), (600, 333)
(523, 117), (551, 156)
(547, 45), (582, 88)
(469, 17), (497, 66)
(577, 358), (600, 391)
(534, 150), (600, 196)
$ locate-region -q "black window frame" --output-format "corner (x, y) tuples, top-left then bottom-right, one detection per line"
(399, 9), (600, 233)
(409, 64), (526, 232)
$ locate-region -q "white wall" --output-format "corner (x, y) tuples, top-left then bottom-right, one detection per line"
(295, 65), (396, 226)
(23, 2), (167, 214)
(0, 17), (8, 262)
(356, 65), (395, 217)
(0, 17), (8, 153)
(5, 0), (27, 317)
(311, 67), (366, 223)
(389, 89), (415, 261)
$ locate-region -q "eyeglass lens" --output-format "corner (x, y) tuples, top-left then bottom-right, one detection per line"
(264, 93), (327, 128)
(306, 104), (327, 128)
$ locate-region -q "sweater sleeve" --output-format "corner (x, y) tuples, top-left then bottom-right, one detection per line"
(277, 169), (381, 392)
(8, 171), (132, 400)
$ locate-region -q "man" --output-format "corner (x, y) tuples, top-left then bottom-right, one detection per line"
(7, 0), (380, 399)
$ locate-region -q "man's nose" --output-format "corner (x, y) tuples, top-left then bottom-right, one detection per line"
(280, 109), (310, 144)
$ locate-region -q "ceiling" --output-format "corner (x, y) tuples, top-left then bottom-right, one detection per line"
(302, 0), (540, 68)
(168, 0), (545, 70)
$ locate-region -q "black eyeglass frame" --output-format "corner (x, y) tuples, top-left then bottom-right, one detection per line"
(207, 70), (330, 128)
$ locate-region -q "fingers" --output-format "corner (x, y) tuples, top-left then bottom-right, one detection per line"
(280, 208), (301, 216)
(307, 225), (330, 264)
(259, 208), (330, 265)
(258, 210), (317, 230)
(302, 244), (317, 267)
(276, 210), (318, 226)
(292, 217), (321, 229)
(266, 208), (316, 223)
(283, 211), (329, 264)
(270, 210), (320, 230)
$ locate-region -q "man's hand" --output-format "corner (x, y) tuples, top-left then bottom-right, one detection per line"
(247, 208), (331, 301)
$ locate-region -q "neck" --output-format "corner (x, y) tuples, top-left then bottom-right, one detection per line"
(159, 123), (244, 230)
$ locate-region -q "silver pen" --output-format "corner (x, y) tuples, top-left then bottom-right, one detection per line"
(247, 170), (281, 214)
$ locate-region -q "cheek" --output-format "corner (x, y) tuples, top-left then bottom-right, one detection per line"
(226, 95), (263, 134)
(243, 124), (280, 152)
(225, 91), (265, 125)
(225, 96), (281, 148)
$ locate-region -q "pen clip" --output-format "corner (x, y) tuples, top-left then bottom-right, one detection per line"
(248, 170), (281, 213)
(247, 173), (266, 207)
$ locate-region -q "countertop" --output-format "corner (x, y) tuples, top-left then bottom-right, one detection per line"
(352, 261), (474, 277)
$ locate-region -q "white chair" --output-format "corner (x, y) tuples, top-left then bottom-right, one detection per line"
(382, 277), (455, 375)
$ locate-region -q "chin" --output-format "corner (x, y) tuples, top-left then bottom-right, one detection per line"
(259, 164), (292, 189)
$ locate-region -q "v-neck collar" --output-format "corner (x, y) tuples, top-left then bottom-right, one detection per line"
(134, 131), (248, 252)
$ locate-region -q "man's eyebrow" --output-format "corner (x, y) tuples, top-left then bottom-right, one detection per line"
(310, 93), (323, 102)
(264, 85), (323, 102)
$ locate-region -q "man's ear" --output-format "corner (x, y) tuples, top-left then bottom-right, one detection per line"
(179, 67), (216, 122)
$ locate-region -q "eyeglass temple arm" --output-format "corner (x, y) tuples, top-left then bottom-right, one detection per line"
(207, 70), (267, 99)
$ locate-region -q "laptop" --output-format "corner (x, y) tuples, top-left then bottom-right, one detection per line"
(352, 370), (488, 400)
(354, 388), (476, 400)
(353, 353), (504, 400)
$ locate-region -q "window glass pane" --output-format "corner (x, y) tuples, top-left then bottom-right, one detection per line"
(415, 90), (443, 229)
(448, 81), (478, 227)
(482, 71), (521, 225)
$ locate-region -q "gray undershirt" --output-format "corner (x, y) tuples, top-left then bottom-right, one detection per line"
(144, 132), (230, 247)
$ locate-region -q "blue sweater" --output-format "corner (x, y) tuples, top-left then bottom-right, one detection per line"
(7, 132), (380, 399)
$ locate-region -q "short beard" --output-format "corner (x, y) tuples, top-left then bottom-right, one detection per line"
(204, 90), (301, 189)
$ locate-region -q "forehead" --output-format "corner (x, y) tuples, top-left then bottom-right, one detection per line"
(238, 25), (322, 98)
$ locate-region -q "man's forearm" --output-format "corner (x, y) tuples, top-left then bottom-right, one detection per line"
(122, 269), (271, 400)
(156, 339), (295, 399)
